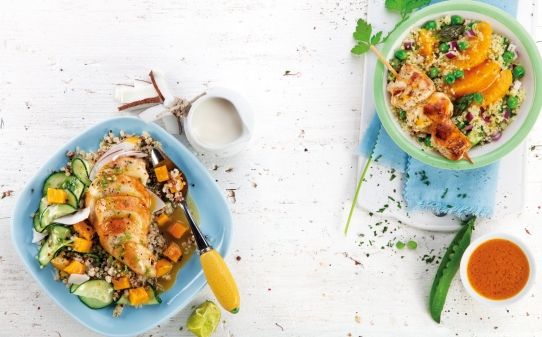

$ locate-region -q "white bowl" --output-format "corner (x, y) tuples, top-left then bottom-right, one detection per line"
(459, 232), (535, 305)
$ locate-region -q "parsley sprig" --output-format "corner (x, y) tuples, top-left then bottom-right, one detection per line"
(351, 0), (430, 55)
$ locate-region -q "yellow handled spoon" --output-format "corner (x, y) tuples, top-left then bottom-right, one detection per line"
(150, 148), (240, 314)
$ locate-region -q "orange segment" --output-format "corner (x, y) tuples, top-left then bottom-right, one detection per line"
(452, 21), (493, 70)
(449, 60), (500, 97)
(417, 29), (436, 59)
(480, 69), (513, 107)
(112, 276), (131, 290)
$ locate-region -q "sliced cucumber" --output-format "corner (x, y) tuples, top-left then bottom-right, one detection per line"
(63, 176), (85, 200)
(42, 172), (69, 195)
(33, 197), (49, 231)
(70, 283), (81, 293)
(116, 287), (162, 306)
(72, 280), (114, 309)
(65, 189), (79, 208)
(43, 172), (85, 200)
(72, 158), (91, 186)
(38, 204), (76, 232)
(37, 225), (72, 267)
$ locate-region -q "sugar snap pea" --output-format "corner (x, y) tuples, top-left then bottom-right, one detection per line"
(429, 216), (475, 323)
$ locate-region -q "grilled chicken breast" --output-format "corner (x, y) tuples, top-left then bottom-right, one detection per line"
(431, 122), (472, 161)
(86, 157), (156, 277)
(387, 64), (435, 111)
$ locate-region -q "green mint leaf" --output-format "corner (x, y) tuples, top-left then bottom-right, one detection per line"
(371, 31), (383, 45)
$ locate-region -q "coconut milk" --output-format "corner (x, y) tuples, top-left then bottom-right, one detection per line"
(191, 97), (243, 147)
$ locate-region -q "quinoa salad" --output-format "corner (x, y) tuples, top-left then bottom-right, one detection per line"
(32, 131), (196, 316)
(388, 15), (526, 148)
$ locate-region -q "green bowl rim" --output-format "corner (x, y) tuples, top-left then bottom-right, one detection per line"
(373, 0), (542, 170)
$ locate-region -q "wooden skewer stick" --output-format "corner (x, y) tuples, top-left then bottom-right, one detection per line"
(370, 45), (399, 77)
(463, 152), (474, 164)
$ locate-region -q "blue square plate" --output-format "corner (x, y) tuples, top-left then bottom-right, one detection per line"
(10, 116), (232, 336)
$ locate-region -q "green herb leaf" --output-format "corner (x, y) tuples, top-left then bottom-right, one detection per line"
(385, 0), (430, 15)
(429, 216), (476, 323)
(371, 31), (383, 45)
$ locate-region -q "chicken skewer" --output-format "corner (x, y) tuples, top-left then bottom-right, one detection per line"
(371, 46), (473, 163)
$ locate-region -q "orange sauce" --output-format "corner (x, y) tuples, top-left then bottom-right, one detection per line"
(156, 197), (198, 292)
(467, 239), (529, 300)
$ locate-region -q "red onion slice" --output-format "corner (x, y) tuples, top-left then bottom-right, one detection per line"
(465, 124), (474, 132)
(491, 132), (502, 141)
(503, 109), (511, 119)
(403, 41), (414, 50)
(465, 29), (476, 38)
(54, 207), (90, 225)
(32, 229), (48, 244)
(68, 274), (90, 285)
(445, 51), (457, 59)
(466, 112), (474, 122)
(450, 41), (459, 50)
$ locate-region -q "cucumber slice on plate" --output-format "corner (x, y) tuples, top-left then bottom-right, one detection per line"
(38, 204), (76, 232)
(37, 225), (72, 266)
(65, 189), (79, 208)
(72, 280), (114, 309)
(116, 287), (162, 306)
(33, 197), (49, 231)
(43, 172), (85, 200)
(72, 158), (91, 186)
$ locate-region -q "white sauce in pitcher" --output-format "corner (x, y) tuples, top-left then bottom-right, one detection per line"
(191, 98), (243, 147)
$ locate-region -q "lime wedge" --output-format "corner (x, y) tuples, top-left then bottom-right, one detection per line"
(187, 301), (221, 337)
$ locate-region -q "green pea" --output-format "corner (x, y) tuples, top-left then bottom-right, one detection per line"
(428, 67), (440, 79)
(458, 41), (469, 51)
(453, 69), (464, 79)
(444, 73), (456, 84)
(502, 51), (515, 64)
(394, 49), (408, 61)
(399, 110), (407, 121)
(472, 92), (484, 104)
(513, 65), (525, 79)
(451, 15), (464, 25)
(407, 240), (418, 250)
(507, 96), (519, 109)
(390, 58), (401, 70)
(439, 43), (450, 53)
(423, 20), (437, 30)
(396, 241), (405, 249)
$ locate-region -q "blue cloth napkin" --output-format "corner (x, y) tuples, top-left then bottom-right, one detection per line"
(359, 0), (517, 217)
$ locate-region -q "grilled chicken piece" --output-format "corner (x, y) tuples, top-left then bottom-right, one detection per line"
(387, 64), (435, 111)
(423, 92), (453, 122)
(93, 196), (156, 277)
(85, 156), (156, 277)
(99, 157), (149, 185)
(431, 121), (472, 161)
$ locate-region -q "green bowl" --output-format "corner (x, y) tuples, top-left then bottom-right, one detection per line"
(373, 0), (542, 170)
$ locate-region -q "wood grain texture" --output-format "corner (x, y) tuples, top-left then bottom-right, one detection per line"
(0, 0), (541, 336)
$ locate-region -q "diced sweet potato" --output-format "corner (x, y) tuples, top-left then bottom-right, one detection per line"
(168, 222), (188, 239)
(51, 255), (70, 270)
(163, 242), (182, 262)
(481, 69), (513, 107)
(155, 259), (173, 277)
(156, 213), (169, 226)
(452, 21), (493, 70)
(449, 60), (500, 97)
(112, 276), (131, 290)
(154, 165), (169, 182)
(47, 188), (67, 204)
(63, 260), (86, 274)
(72, 237), (92, 253)
(129, 287), (149, 305)
(73, 221), (95, 240)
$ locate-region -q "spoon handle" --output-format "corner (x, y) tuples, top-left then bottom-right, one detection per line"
(200, 249), (240, 314)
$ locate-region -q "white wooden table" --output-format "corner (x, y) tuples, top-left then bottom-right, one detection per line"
(1, 1), (541, 336)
